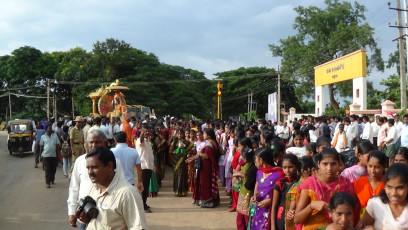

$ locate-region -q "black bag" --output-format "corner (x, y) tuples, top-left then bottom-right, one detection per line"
(194, 156), (202, 169)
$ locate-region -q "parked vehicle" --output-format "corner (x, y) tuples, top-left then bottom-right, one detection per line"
(7, 119), (34, 157)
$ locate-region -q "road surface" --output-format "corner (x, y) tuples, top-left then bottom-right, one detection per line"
(0, 131), (235, 229)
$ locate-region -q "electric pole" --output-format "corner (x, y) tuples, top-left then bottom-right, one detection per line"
(390, 1), (408, 108)
(47, 79), (50, 121)
(277, 67), (281, 123)
(8, 90), (12, 120)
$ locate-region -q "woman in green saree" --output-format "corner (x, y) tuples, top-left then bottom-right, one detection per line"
(171, 128), (194, 196)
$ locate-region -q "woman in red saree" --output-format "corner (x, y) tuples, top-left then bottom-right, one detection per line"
(188, 128), (220, 208)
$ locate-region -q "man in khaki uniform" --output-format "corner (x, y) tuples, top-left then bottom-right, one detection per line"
(70, 116), (85, 163)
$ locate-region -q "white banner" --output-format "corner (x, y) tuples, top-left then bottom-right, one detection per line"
(266, 92), (277, 122)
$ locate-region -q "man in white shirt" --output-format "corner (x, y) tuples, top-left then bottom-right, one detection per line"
(371, 115), (380, 148)
(276, 122), (284, 137)
(113, 117), (121, 134)
(80, 147), (147, 230)
(393, 113), (403, 150)
(361, 115), (373, 144)
(135, 125), (155, 213)
(111, 131), (143, 192)
(331, 123), (347, 153)
(87, 117), (102, 136)
(346, 115), (359, 148)
(385, 118), (397, 165)
(67, 129), (125, 229)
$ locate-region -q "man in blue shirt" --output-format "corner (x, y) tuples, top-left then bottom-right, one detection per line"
(34, 124), (46, 168)
(40, 124), (60, 188)
(111, 131), (144, 192)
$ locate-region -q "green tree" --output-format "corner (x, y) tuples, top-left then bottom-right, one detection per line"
(214, 67), (299, 119)
(269, 0), (383, 111)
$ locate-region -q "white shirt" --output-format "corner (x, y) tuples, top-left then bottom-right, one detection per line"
(366, 197), (408, 230)
(346, 121), (359, 145)
(276, 125), (284, 137)
(371, 121), (380, 138)
(285, 146), (306, 158)
(113, 124), (121, 134)
(331, 131), (346, 153)
(67, 154), (125, 216)
(386, 125), (397, 145)
(135, 138), (154, 170)
(309, 130), (318, 143)
(111, 143), (141, 184)
(100, 124), (113, 140)
(395, 120), (403, 138)
(361, 122), (373, 143)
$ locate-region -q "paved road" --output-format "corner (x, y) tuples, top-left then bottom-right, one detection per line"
(0, 131), (235, 229)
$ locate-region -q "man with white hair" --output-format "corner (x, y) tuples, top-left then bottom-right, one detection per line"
(67, 129), (125, 229)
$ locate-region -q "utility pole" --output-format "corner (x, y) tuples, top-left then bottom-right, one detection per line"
(72, 95), (75, 119)
(47, 79), (50, 121)
(390, 1), (408, 108)
(8, 90), (12, 120)
(54, 94), (57, 120)
(404, 0), (408, 107)
(277, 67), (281, 123)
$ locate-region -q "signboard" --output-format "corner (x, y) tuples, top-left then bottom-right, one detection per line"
(314, 50), (366, 86)
(266, 92), (277, 122)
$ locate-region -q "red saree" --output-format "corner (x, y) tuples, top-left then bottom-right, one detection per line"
(192, 142), (220, 207)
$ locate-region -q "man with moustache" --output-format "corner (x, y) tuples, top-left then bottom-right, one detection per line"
(68, 129), (125, 229)
(79, 147), (147, 230)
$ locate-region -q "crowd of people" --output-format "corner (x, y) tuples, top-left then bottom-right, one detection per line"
(29, 112), (408, 230)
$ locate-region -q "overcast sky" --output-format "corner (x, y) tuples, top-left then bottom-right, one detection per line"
(0, 0), (399, 82)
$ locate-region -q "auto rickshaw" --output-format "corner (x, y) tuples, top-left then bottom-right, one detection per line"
(7, 119), (34, 157)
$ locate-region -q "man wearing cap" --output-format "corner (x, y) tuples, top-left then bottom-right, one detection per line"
(70, 116), (85, 164)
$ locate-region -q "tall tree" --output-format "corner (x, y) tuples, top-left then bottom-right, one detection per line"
(269, 0), (383, 111)
(214, 67), (299, 119)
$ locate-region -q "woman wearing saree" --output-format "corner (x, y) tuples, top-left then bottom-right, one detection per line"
(171, 128), (194, 196)
(250, 146), (285, 230)
(188, 128), (220, 208)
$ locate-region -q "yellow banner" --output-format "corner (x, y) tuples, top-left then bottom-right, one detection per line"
(314, 50), (366, 86)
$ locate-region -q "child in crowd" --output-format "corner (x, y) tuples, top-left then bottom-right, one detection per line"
(358, 163), (408, 229)
(326, 192), (356, 230)
(316, 137), (331, 154)
(225, 127), (236, 196)
(235, 148), (255, 230)
(271, 154), (299, 230)
(231, 138), (251, 212)
(271, 139), (286, 167)
(305, 142), (317, 157)
(395, 147), (408, 164)
(286, 156), (315, 230)
(341, 140), (374, 183)
(250, 147), (285, 230)
(286, 130), (306, 158)
(353, 150), (387, 218)
(294, 148), (354, 230)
